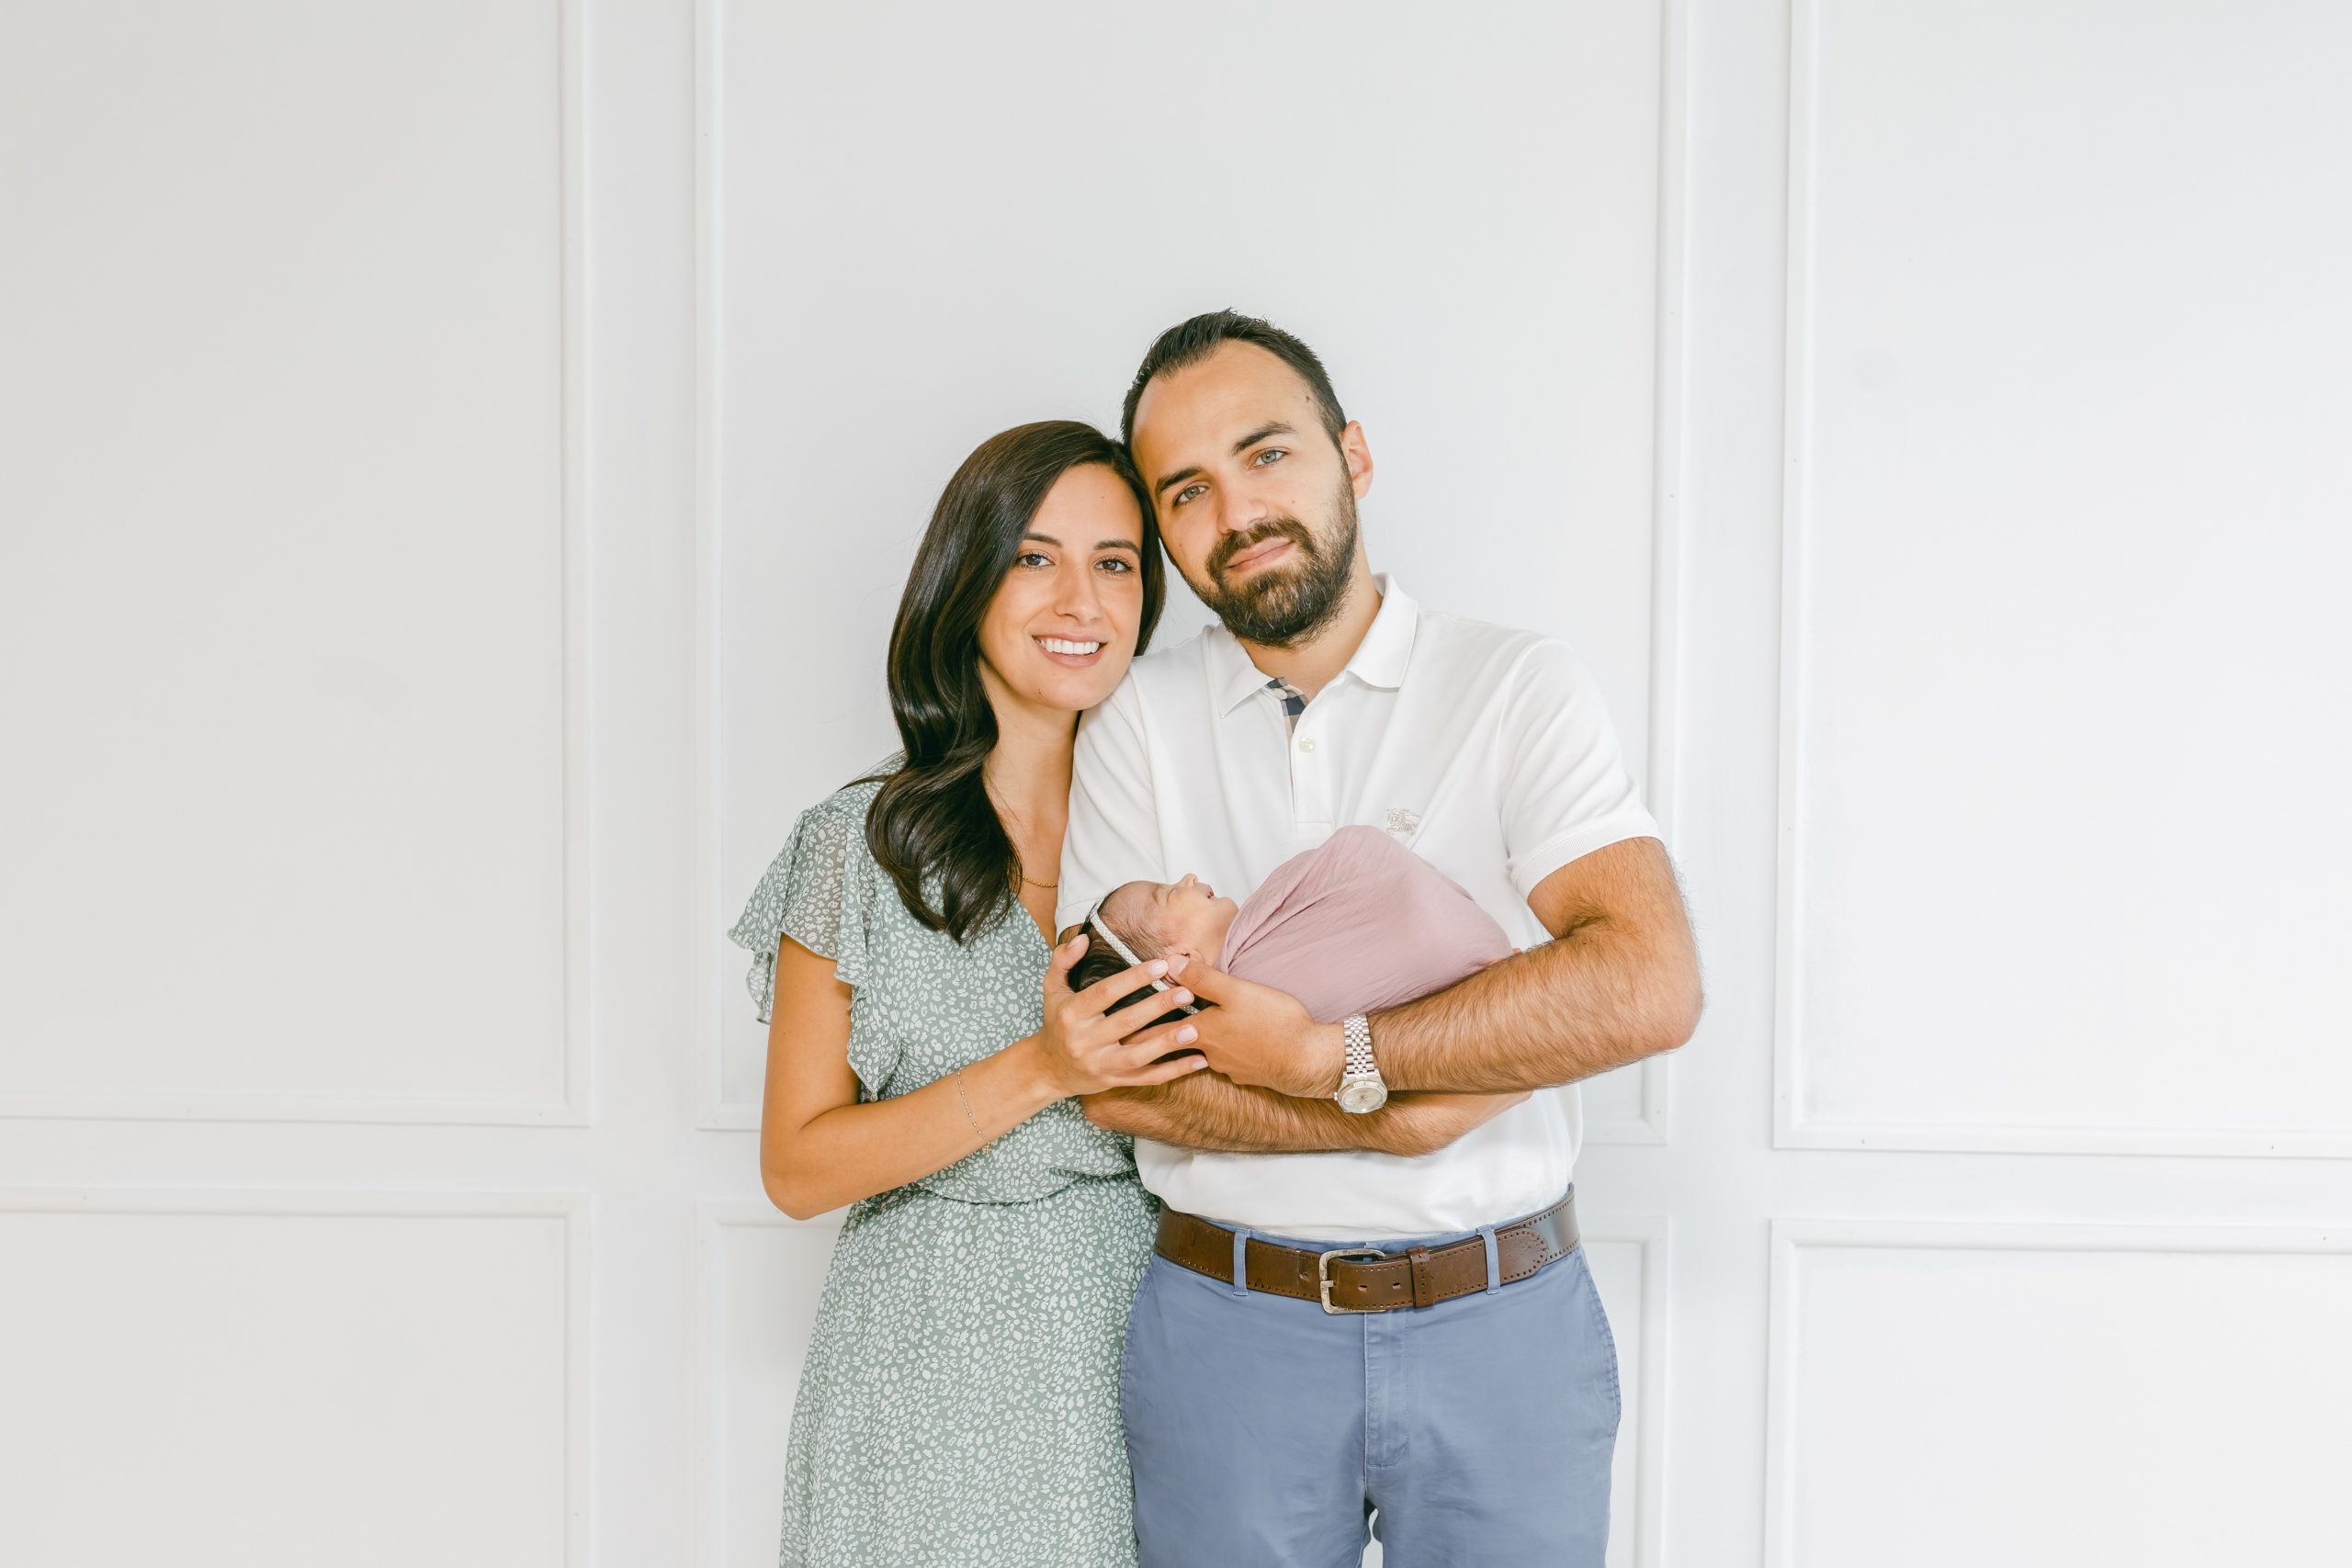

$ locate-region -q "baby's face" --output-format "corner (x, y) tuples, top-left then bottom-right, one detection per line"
(1115, 872), (1239, 964)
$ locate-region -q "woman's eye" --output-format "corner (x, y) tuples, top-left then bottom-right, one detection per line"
(1097, 558), (1133, 574)
(1172, 483), (1206, 507)
(1014, 551), (1051, 569)
(1252, 448), (1287, 466)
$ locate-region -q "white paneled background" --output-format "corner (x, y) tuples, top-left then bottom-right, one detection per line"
(2, 3), (2345, 1566)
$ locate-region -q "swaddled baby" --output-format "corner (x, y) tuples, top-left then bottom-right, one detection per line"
(1069, 825), (1515, 1026)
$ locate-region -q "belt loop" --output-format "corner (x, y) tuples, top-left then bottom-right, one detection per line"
(1478, 1224), (1502, 1293)
(1229, 1225), (1253, 1299)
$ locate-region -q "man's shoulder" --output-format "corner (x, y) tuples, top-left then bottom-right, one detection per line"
(1116, 623), (1220, 703)
(1404, 604), (1568, 690)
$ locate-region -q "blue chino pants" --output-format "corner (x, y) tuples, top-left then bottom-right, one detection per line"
(1118, 1199), (1621, 1567)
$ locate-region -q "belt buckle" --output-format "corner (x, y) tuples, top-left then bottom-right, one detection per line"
(1317, 1247), (1391, 1314)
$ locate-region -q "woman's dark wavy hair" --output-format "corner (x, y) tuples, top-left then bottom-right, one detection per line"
(861, 421), (1165, 942)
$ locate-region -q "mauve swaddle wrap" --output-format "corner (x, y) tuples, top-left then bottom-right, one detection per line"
(1216, 825), (1515, 1021)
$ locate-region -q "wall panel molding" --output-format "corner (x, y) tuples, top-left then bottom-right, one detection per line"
(694, 0), (744, 1131)
(0, 1186), (592, 1565)
(1764, 1217), (2352, 1566)
(695, 0), (1694, 1142)
(0, 0), (593, 1131)
(690, 1197), (843, 1568)
(1770, 0), (2352, 1159)
(1584, 1212), (1672, 1568)
(1589, 0), (1690, 1149)
(692, 1200), (1663, 1568)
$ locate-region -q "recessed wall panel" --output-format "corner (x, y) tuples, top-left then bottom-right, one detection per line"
(703, 1206), (1659, 1568)
(700, 1209), (842, 1568)
(0, 1198), (574, 1567)
(708, 0), (1679, 1135)
(1780, 0), (2352, 1152)
(1583, 1225), (1664, 1568)
(0, 1), (572, 1118)
(1769, 1224), (2352, 1567)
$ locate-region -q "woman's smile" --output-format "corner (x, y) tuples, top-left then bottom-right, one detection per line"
(1035, 634), (1106, 668)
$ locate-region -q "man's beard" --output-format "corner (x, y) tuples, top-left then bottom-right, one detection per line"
(1189, 482), (1361, 649)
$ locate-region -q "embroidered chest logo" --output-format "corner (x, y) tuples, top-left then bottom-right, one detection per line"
(1384, 807), (1420, 839)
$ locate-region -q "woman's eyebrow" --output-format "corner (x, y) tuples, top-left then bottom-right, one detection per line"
(1095, 539), (1140, 553)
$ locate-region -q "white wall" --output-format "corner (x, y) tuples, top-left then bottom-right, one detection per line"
(3, 3), (2346, 1565)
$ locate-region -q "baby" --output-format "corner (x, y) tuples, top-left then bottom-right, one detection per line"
(1069, 824), (1516, 1026)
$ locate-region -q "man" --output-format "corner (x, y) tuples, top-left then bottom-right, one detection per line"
(1055, 310), (1702, 1567)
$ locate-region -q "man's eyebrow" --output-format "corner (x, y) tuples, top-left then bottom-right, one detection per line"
(1150, 466), (1200, 501)
(1150, 423), (1300, 500)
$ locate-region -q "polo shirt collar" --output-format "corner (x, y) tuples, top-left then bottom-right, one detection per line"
(1205, 572), (1419, 714)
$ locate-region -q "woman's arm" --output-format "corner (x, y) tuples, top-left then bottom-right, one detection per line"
(759, 931), (1207, 1220)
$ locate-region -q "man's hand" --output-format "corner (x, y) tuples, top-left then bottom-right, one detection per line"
(1162, 958), (1346, 1100)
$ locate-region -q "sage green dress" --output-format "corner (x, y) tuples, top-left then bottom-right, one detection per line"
(729, 773), (1158, 1568)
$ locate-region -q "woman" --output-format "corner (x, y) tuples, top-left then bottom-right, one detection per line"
(728, 421), (1208, 1567)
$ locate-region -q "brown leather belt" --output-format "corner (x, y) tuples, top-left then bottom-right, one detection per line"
(1154, 1190), (1579, 1314)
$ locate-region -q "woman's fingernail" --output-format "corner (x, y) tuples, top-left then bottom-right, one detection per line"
(1189, 1056), (1209, 1070)
(1169, 990), (1192, 1006)
(1177, 1026), (1197, 1044)
(1147, 960), (1169, 976)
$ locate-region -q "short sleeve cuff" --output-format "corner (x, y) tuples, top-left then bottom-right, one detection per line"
(1507, 807), (1663, 902)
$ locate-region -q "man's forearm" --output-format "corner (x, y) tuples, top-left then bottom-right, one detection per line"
(1081, 1072), (1467, 1156)
(1372, 923), (1701, 1094)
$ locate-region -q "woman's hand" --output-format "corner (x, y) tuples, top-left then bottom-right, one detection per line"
(1031, 932), (1212, 1098)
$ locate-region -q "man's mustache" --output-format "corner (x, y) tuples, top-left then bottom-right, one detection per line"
(1208, 519), (1316, 580)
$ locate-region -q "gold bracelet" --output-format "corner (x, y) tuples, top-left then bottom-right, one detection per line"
(953, 1069), (984, 1139)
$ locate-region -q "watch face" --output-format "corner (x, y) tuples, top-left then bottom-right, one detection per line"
(1338, 1078), (1389, 1114)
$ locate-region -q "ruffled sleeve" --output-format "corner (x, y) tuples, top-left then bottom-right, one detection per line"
(727, 784), (879, 1025)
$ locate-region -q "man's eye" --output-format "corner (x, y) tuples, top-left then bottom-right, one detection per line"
(1172, 483), (1206, 507)
(1252, 448), (1287, 466)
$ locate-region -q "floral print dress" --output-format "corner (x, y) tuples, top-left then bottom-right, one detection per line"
(729, 773), (1158, 1568)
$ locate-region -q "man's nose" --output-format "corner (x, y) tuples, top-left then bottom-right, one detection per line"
(1214, 487), (1273, 537)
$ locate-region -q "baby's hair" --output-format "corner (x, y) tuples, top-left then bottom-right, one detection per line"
(1068, 884), (1189, 1027)
(1097, 883), (1164, 957)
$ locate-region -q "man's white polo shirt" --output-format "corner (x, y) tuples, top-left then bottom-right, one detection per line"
(1057, 575), (1660, 1242)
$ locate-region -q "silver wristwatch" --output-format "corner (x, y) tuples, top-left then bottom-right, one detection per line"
(1335, 1014), (1387, 1113)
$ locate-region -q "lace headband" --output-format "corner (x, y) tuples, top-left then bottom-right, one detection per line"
(1081, 892), (1199, 1016)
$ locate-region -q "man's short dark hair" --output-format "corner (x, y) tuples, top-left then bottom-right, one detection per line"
(1120, 310), (1348, 452)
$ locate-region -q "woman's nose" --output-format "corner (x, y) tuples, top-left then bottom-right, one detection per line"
(1052, 561), (1102, 623)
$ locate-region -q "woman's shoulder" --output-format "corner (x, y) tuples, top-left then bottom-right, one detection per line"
(741, 759), (901, 908)
(792, 756), (901, 837)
